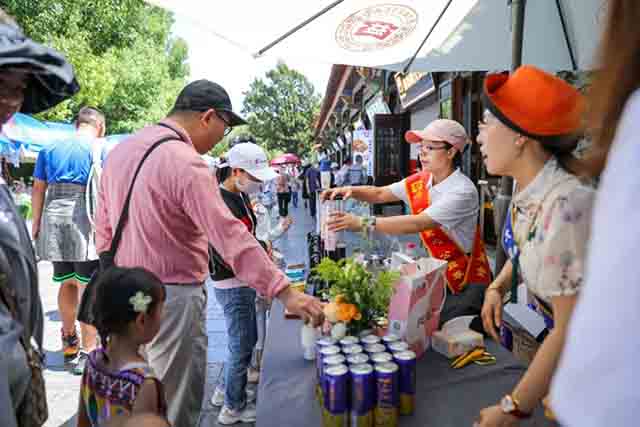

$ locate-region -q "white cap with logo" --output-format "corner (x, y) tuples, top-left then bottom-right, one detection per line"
(221, 142), (278, 182)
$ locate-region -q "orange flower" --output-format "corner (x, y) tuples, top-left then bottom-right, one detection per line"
(353, 310), (362, 321)
(337, 303), (358, 323)
(335, 294), (346, 304)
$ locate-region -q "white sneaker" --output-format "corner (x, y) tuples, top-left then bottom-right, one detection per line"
(211, 386), (257, 407)
(211, 386), (225, 407)
(217, 402), (257, 425)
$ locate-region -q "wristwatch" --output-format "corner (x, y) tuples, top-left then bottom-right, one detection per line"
(500, 395), (531, 419)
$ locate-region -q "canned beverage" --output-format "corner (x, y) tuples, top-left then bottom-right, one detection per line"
(374, 362), (400, 427)
(342, 344), (364, 356)
(317, 336), (338, 352)
(324, 364), (349, 427)
(364, 343), (386, 355)
(360, 334), (381, 346)
(387, 341), (409, 353)
(370, 352), (393, 365)
(318, 345), (341, 379)
(323, 354), (347, 372)
(347, 353), (370, 366)
(340, 336), (359, 348)
(349, 364), (375, 427)
(381, 334), (400, 349)
(393, 350), (417, 416)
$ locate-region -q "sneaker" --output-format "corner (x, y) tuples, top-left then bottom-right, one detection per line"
(61, 330), (79, 364)
(211, 386), (257, 407)
(211, 386), (225, 407)
(72, 351), (89, 376)
(217, 402), (257, 425)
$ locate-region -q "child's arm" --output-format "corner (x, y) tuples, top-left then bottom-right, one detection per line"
(77, 392), (91, 427)
(132, 379), (162, 415)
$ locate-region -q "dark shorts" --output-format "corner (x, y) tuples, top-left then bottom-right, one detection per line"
(52, 260), (99, 285)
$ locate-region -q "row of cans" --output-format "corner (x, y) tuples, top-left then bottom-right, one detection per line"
(316, 334), (417, 427)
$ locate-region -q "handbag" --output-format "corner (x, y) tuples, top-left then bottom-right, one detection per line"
(0, 271), (47, 427)
(77, 124), (184, 325)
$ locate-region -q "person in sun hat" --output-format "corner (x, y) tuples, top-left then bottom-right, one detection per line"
(209, 142), (279, 425)
(323, 118), (492, 297)
(474, 65), (595, 427)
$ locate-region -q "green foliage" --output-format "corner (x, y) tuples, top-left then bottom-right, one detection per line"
(242, 62), (321, 156)
(314, 257), (399, 333)
(2, 0), (189, 133)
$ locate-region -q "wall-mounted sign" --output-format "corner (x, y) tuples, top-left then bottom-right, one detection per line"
(365, 94), (391, 125)
(394, 72), (436, 109)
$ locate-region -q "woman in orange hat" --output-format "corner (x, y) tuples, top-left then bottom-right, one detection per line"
(475, 65), (594, 427)
(551, 2), (640, 426)
(324, 119), (492, 296)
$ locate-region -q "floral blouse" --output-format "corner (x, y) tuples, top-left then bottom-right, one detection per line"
(509, 157), (595, 303)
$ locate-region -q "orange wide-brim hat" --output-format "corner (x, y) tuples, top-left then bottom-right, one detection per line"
(482, 65), (585, 152)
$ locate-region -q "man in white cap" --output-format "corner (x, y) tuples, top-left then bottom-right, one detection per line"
(324, 119), (491, 295)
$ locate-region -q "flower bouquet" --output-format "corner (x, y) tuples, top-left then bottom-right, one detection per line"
(313, 256), (400, 339)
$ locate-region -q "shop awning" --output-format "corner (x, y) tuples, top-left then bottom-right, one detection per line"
(145, 0), (603, 72)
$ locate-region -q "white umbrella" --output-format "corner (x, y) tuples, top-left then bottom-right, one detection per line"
(146, 0), (604, 71)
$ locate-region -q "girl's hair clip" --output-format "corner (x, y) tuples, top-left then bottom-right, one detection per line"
(129, 291), (152, 314)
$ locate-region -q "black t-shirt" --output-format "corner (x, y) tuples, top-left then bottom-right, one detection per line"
(209, 187), (267, 281)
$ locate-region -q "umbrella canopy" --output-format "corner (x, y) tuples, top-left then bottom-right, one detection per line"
(145, 0), (603, 71)
(270, 153), (300, 166)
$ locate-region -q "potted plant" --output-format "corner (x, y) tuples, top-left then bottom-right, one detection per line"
(313, 257), (400, 338)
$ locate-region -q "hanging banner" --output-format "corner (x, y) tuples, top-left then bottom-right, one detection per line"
(352, 129), (374, 178)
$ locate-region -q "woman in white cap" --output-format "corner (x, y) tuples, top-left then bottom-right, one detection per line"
(324, 119), (492, 295)
(209, 142), (279, 425)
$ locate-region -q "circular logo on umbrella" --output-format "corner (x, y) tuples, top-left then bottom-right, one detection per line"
(336, 4), (418, 52)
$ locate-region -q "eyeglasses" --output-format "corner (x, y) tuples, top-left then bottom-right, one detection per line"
(420, 143), (451, 153)
(216, 111), (233, 136)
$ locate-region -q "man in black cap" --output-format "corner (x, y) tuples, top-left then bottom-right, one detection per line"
(95, 80), (324, 427)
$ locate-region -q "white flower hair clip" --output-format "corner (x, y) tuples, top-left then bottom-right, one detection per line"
(129, 291), (152, 313)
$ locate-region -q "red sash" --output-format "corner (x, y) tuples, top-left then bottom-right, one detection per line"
(405, 172), (492, 293)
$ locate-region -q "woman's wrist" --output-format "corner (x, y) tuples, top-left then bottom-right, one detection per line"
(487, 280), (507, 296)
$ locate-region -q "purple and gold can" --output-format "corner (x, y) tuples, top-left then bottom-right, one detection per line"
(364, 343), (386, 355)
(360, 334), (381, 347)
(347, 353), (369, 366)
(370, 352), (393, 365)
(349, 363), (375, 427)
(342, 344), (364, 357)
(381, 334), (401, 350)
(393, 350), (417, 416)
(387, 341), (409, 354)
(317, 336), (338, 353)
(339, 336), (359, 348)
(323, 354), (347, 375)
(324, 364), (349, 427)
(318, 345), (341, 379)
(374, 362), (400, 427)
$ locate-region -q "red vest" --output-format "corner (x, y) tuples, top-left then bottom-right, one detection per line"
(405, 171), (492, 293)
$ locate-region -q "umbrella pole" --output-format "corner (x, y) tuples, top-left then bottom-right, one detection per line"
(494, 0), (526, 274)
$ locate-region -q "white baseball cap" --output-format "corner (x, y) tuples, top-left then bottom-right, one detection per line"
(222, 143), (278, 182)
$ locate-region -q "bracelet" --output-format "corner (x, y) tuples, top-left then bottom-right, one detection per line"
(487, 283), (505, 296)
(360, 216), (377, 237)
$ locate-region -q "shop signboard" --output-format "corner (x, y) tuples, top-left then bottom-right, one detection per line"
(365, 94), (391, 126)
(352, 129), (374, 177)
(395, 72), (436, 110)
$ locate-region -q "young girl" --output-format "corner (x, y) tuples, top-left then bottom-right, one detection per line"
(77, 267), (167, 427)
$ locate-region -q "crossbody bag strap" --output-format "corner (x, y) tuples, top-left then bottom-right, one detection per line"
(108, 123), (185, 255)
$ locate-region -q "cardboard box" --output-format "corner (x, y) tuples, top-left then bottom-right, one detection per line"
(432, 329), (484, 359)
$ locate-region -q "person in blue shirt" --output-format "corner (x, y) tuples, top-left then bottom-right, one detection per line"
(31, 106), (105, 374)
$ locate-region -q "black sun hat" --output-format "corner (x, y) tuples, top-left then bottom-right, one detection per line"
(0, 23), (80, 114)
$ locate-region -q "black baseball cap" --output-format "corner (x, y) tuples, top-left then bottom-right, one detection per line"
(172, 79), (246, 126)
